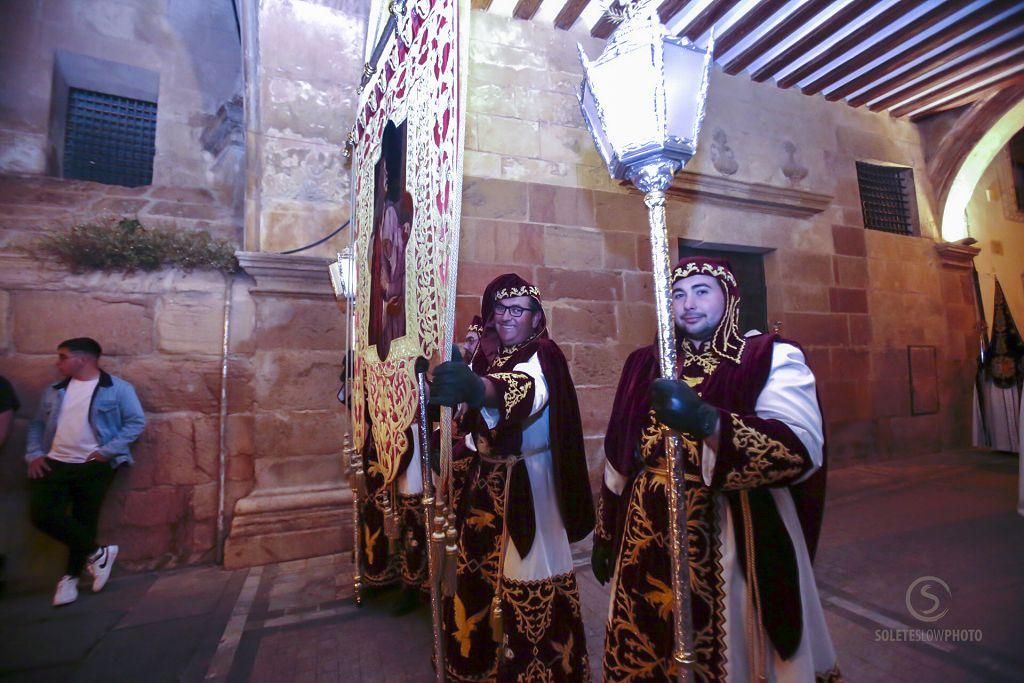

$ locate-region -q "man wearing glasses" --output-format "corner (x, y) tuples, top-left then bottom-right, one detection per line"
(430, 273), (595, 682)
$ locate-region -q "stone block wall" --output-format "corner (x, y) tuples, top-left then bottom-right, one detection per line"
(455, 11), (975, 472)
(0, 173), (239, 250)
(0, 255), (352, 592)
(241, 0), (367, 256)
(465, 12), (939, 237)
(454, 177), (977, 474)
(0, 253), (250, 592)
(0, 0), (243, 220)
(0, 173), (356, 589)
(966, 146), (1024, 326)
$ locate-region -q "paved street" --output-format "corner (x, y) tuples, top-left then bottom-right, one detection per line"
(1, 447), (1021, 682)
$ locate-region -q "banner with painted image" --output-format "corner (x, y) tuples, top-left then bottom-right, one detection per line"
(351, 0), (466, 486)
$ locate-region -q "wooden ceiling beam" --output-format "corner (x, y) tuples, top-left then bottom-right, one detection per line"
(681, 0), (740, 41)
(658, 0), (693, 24)
(909, 75), (1024, 121)
(750, 0), (881, 82)
(591, 13), (618, 39)
(554, 0), (592, 30)
(823, 0), (1024, 101)
(843, 18), (1024, 109)
(777, 0), (931, 91)
(865, 37), (1024, 112)
(513, 0), (544, 20)
(714, 0), (789, 57)
(891, 58), (1024, 118)
(722, 0), (833, 76)
(471, 0), (494, 10)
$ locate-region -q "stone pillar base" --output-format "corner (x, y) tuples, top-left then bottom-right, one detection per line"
(223, 485), (353, 569)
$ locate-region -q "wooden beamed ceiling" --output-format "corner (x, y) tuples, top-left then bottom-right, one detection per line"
(478, 0), (1024, 121)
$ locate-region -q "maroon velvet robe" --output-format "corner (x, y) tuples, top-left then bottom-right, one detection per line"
(598, 334), (828, 681)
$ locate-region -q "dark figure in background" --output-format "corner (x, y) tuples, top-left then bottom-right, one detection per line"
(357, 406), (428, 615)
(0, 375), (17, 447)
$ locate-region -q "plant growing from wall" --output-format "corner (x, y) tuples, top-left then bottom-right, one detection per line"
(33, 218), (238, 273)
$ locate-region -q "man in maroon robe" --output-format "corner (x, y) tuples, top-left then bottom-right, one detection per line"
(431, 273), (595, 682)
(595, 257), (840, 682)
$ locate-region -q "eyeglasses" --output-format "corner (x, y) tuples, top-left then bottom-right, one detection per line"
(493, 303), (537, 318)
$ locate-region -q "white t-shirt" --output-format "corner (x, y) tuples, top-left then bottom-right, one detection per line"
(47, 378), (100, 464)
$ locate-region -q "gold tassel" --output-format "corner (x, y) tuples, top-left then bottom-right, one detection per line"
(489, 595), (503, 644)
(443, 526), (458, 597)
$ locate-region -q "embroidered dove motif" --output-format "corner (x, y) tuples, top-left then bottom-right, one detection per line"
(453, 594), (489, 658)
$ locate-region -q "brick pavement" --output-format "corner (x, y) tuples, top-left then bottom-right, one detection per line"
(1, 447), (1021, 682)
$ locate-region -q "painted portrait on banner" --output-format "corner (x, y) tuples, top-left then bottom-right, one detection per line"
(368, 120), (414, 361)
(350, 0), (467, 488)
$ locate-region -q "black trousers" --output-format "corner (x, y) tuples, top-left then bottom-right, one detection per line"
(29, 459), (116, 576)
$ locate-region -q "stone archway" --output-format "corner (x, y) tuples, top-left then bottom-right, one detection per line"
(931, 89), (1024, 241)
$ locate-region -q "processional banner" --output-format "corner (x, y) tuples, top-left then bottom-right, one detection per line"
(351, 0), (466, 486)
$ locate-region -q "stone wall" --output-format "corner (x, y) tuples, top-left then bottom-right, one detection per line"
(0, 3), (989, 590)
(0, 0), (359, 588)
(455, 11), (975, 470)
(220, 253), (350, 570)
(240, 0), (367, 255)
(0, 0), (244, 223)
(0, 173), (238, 249)
(0, 252), (248, 592)
(967, 146), (1024, 325)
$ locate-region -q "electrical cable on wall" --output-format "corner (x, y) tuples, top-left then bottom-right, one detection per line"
(277, 219), (350, 255)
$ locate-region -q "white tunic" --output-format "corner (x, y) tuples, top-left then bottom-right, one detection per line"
(478, 352), (574, 582)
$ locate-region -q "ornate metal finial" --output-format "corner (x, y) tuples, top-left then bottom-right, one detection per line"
(343, 129), (357, 159)
(606, 0), (659, 22)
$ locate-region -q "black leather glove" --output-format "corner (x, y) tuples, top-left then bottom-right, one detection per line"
(650, 378), (719, 438)
(429, 355), (485, 408)
(591, 541), (614, 585)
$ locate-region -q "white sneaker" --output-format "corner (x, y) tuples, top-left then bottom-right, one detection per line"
(87, 545), (118, 592)
(53, 575), (78, 606)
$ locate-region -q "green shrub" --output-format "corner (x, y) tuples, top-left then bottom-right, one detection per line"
(33, 218), (238, 273)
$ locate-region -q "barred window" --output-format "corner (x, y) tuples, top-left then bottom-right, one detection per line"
(856, 161), (918, 236)
(63, 88), (157, 187)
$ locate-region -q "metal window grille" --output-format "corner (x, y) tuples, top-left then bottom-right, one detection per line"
(856, 162), (914, 235)
(63, 87), (157, 187)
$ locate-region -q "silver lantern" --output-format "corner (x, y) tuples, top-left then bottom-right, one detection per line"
(578, 1), (713, 679)
(328, 246), (358, 301)
(578, 0), (712, 184)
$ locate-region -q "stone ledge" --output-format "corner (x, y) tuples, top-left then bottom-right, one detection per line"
(224, 484), (353, 569)
(631, 171), (833, 218)
(0, 253), (229, 293)
(234, 484), (352, 515)
(934, 241), (981, 270)
(236, 251), (335, 298)
(223, 507), (352, 569)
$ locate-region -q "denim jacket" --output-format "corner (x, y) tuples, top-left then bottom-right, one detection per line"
(26, 371), (146, 468)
